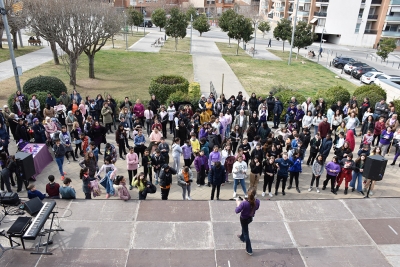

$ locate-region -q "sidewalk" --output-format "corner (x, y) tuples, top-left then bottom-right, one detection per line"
(128, 31), (165, 53)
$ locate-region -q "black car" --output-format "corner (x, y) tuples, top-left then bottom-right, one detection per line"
(343, 62), (369, 74)
(139, 20), (153, 28)
(332, 56), (356, 69)
(351, 66), (379, 79)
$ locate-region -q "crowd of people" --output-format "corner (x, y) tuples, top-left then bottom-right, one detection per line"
(0, 89), (398, 200)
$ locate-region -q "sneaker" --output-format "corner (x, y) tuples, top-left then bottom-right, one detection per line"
(282, 191), (286, 196)
(262, 192), (265, 197)
(246, 251), (253, 256)
(138, 164), (140, 168)
(67, 161), (70, 164)
(269, 192), (273, 197)
(187, 196), (192, 200)
(308, 187), (312, 192)
(155, 180), (159, 185)
(129, 185), (133, 190)
(61, 176), (65, 181)
(120, 157), (125, 160)
(106, 193), (110, 199)
(233, 192), (237, 198)
(316, 187), (320, 193)
(296, 187), (301, 193)
(63, 172), (67, 175)
(197, 184), (201, 187)
(287, 185), (292, 190)
(370, 190), (374, 196)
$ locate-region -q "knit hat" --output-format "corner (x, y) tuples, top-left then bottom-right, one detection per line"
(33, 118), (39, 123)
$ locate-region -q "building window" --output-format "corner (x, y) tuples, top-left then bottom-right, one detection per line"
(355, 23), (360, 33)
(358, 8), (364, 18)
(317, 18), (326, 27)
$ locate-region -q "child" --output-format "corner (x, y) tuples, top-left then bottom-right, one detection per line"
(96, 156), (117, 178)
(132, 172), (149, 200)
(274, 152), (294, 196)
(151, 149), (165, 185)
(80, 132), (89, 157)
(335, 153), (355, 195)
(27, 184), (46, 200)
(181, 140), (193, 167)
(288, 151), (302, 193)
(172, 137), (182, 171)
(361, 129), (373, 149)
(46, 175), (60, 199)
(309, 154), (324, 193)
(335, 132), (345, 150)
(53, 138), (66, 180)
(113, 175), (131, 201)
(194, 151), (209, 186)
(177, 166), (193, 200)
(59, 178), (76, 199)
(87, 141), (99, 163)
(142, 149), (153, 182)
(127, 146), (139, 190)
(80, 167), (95, 199)
(262, 156), (276, 197)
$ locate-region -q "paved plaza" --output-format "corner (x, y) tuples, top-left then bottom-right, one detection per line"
(1, 198), (400, 266)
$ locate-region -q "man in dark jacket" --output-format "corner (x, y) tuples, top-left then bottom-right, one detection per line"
(159, 164), (177, 200)
(273, 97), (283, 129)
(46, 93), (57, 108)
(319, 134), (333, 162)
(266, 92), (275, 121)
(248, 93), (259, 114)
(209, 161), (226, 200)
(151, 149), (165, 185)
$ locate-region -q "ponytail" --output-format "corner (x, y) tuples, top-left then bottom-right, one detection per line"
(247, 187), (257, 210)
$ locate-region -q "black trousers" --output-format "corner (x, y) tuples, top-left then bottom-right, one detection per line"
(184, 159), (191, 168)
(0, 170), (12, 192)
(307, 152), (317, 165)
(118, 139), (127, 157)
(275, 175), (287, 193)
(289, 172), (300, 187)
(161, 187), (170, 200)
(263, 174), (274, 193)
(128, 169), (138, 185)
(65, 151), (76, 161)
(310, 174), (320, 187)
(211, 184), (221, 200)
(144, 167), (152, 183)
(85, 193), (91, 199)
(323, 174), (336, 191)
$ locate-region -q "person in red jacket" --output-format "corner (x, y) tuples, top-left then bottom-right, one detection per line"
(318, 117), (330, 139)
(345, 130), (355, 152)
(372, 117), (385, 146)
(334, 153), (355, 195)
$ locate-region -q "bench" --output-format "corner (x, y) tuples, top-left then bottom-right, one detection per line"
(28, 39), (42, 46)
(150, 38), (165, 47)
(247, 47), (257, 54)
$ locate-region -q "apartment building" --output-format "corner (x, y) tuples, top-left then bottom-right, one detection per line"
(260, 0), (400, 50)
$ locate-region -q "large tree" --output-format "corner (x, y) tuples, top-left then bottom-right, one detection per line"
(273, 18), (292, 52)
(228, 14), (253, 55)
(377, 38), (397, 62)
(128, 8), (144, 32)
(185, 6), (198, 22)
(151, 8), (166, 32)
(258, 21), (271, 38)
(288, 21), (316, 58)
(0, 0), (27, 49)
(193, 14), (210, 37)
(165, 7), (187, 51)
(219, 9), (237, 46)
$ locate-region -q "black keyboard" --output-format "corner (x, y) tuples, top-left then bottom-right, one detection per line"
(23, 201), (56, 240)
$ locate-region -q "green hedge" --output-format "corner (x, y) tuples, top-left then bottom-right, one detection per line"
(23, 76), (67, 98)
(149, 75), (189, 105)
(315, 85), (350, 108)
(393, 99), (400, 114)
(353, 84), (386, 101)
(8, 91), (48, 113)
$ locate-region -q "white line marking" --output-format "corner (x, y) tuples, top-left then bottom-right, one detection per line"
(228, 260), (231, 267)
(388, 225), (398, 235)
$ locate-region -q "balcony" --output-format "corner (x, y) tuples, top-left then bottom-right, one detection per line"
(371, 0), (382, 5)
(316, 0), (329, 2)
(381, 30), (400, 37)
(297, 10), (310, 16)
(368, 14), (378, 20)
(386, 15), (400, 22)
(224, 0), (234, 3)
(298, 0), (311, 2)
(391, 0), (400, 5)
(364, 29), (378, 34)
(288, 7), (293, 12)
(276, 6), (285, 12)
(314, 11), (327, 17)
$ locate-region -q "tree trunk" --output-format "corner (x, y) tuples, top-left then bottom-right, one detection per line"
(112, 35), (115, 48)
(228, 37), (231, 48)
(282, 41), (285, 52)
(159, 27), (162, 32)
(50, 41), (59, 65)
(88, 54), (95, 79)
(200, 32), (202, 37)
(236, 40), (239, 55)
(0, 27), (3, 49)
(137, 26), (139, 32)
(175, 38), (178, 51)
(12, 32), (18, 49)
(131, 26), (133, 35)
(69, 55), (78, 88)
(296, 47), (299, 59)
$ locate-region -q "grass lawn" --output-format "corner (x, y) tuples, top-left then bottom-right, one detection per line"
(1, 34), (193, 104)
(215, 42), (358, 97)
(0, 45), (42, 63)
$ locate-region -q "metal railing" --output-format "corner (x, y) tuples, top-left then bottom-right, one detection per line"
(365, 53), (400, 69)
(368, 15), (378, 19)
(381, 30), (400, 37)
(210, 81), (218, 99)
(371, 0), (382, 4)
(314, 11), (327, 17)
(386, 15), (400, 21)
(316, 0), (329, 2)
(364, 29), (378, 34)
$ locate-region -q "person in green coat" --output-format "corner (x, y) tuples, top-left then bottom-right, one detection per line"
(101, 102), (113, 134)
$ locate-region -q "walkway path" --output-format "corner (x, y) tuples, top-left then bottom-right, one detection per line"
(128, 31), (165, 53)
(0, 46), (53, 82)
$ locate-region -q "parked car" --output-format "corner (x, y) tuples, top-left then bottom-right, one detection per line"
(360, 71), (384, 84)
(343, 62), (369, 74)
(139, 20), (153, 28)
(374, 74), (400, 87)
(332, 56), (356, 69)
(351, 66), (379, 79)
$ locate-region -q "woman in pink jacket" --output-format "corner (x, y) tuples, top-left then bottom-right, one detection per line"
(133, 99), (145, 127)
(126, 146), (139, 190)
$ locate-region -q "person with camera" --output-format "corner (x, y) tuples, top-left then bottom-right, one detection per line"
(159, 164), (177, 200)
(235, 187), (260, 256)
(177, 166), (193, 200)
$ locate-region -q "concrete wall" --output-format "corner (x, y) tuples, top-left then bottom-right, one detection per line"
(378, 79), (400, 102)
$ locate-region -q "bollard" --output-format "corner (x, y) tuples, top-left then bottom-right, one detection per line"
(366, 54), (368, 59)
(330, 61), (332, 67)
(393, 62), (395, 67)
(336, 52), (337, 57)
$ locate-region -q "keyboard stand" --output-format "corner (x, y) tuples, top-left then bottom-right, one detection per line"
(0, 230), (21, 258)
(31, 212), (64, 255)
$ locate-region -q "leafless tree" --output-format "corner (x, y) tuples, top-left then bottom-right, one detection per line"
(0, 0), (27, 49)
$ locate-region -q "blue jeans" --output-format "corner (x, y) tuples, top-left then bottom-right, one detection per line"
(233, 178), (247, 195)
(350, 172), (363, 192)
(225, 124), (231, 138)
(55, 157), (64, 176)
(314, 125), (319, 135)
(239, 217), (253, 254)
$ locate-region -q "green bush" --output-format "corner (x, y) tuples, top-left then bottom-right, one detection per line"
(167, 91), (190, 104)
(393, 98), (400, 114)
(23, 76), (67, 98)
(188, 82), (201, 100)
(315, 85), (350, 108)
(7, 93), (17, 112)
(274, 90), (306, 120)
(149, 75), (189, 104)
(353, 84), (386, 101)
(29, 92), (48, 112)
(356, 91), (384, 111)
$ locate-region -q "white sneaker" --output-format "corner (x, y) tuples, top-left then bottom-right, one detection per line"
(67, 160), (70, 164)
(262, 192), (265, 197)
(370, 190), (374, 196)
(268, 192), (273, 197)
(308, 187), (312, 192)
(316, 187), (320, 193)
(187, 196), (192, 200)
(233, 192), (237, 198)
(244, 195), (248, 198)
(197, 184), (201, 187)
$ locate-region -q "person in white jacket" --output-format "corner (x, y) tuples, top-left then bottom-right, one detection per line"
(172, 137), (183, 171)
(232, 155), (248, 198)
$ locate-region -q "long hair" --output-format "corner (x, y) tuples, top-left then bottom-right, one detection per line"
(80, 167), (88, 179)
(247, 187), (257, 210)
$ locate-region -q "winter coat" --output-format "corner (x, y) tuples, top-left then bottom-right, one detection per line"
(289, 157), (302, 173)
(273, 101), (283, 115)
(209, 165), (226, 185)
(126, 152), (139, 170)
(181, 144), (193, 159)
(319, 138), (333, 156)
(101, 106), (113, 124)
(312, 160), (324, 176)
(275, 158), (294, 177)
(133, 104), (145, 118)
(194, 155), (209, 172)
(177, 168), (193, 187)
(159, 166), (177, 187)
(172, 143), (183, 158)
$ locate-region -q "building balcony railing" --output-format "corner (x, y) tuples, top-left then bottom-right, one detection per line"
(364, 29), (378, 34)
(381, 30), (400, 37)
(371, 0), (382, 4)
(298, 0), (311, 2)
(276, 6), (285, 12)
(368, 15), (378, 19)
(390, 0), (400, 5)
(314, 11), (327, 17)
(297, 10), (310, 16)
(288, 7), (293, 12)
(316, 0), (329, 2)
(224, 0), (234, 3)
(386, 15), (400, 21)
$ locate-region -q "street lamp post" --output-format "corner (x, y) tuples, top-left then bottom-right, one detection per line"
(190, 14), (193, 54)
(317, 27), (325, 63)
(124, 11), (128, 50)
(253, 22), (257, 58)
(288, 0), (300, 65)
(0, 0), (21, 91)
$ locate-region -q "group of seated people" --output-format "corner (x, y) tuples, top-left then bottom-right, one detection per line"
(27, 175), (76, 200)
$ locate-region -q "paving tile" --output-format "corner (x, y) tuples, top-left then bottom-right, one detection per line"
(52, 221), (134, 249)
(136, 200), (210, 221)
(0, 250), (40, 267)
(288, 220), (373, 247)
(279, 200), (353, 221)
(213, 222), (294, 250)
(216, 249), (305, 267)
(66, 199), (138, 221)
(359, 218), (400, 244)
(127, 249), (215, 267)
(344, 198), (400, 219)
(300, 246), (392, 267)
(210, 200), (283, 222)
(379, 244), (400, 267)
(132, 221), (213, 249)
(39, 248), (127, 267)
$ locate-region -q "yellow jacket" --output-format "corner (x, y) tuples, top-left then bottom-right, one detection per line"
(191, 139), (200, 153)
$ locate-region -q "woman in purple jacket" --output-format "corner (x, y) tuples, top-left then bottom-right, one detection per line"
(322, 156), (341, 194)
(379, 126), (394, 156)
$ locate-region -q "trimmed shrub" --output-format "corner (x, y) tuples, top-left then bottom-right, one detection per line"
(274, 90), (306, 120)
(149, 75), (189, 104)
(23, 76), (67, 98)
(393, 98), (400, 114)
(7, 93), (17, 111)
(167, 91), (190, 104)
(353, 84), (386, 101)
(315, 85), (350, 108)
(356, 91), (384, 112)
